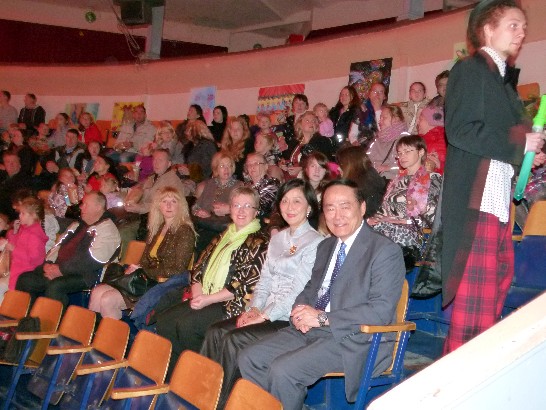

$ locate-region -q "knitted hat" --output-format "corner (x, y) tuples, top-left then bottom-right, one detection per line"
(420, 105), (444, 127)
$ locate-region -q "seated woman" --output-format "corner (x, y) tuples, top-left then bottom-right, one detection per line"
(369, 135), (442, 255)
(85, 155), (117, 192)
(282, 111), (334, 179)
(243, 153), (280, 220)
(154, 186), (269, 374)
(48, 167), (85, 219)
(200, 179), (322, 408)
(75, 140), (101, 177)
(89, 186), (195, 319)
(209, 105), (228, 146)
(78, 112), (102, 145)
(337, 145), (386, 218)
(328, 85), (366, 148)
(178, 120), (218, 181)
(49, 113), (70, 148)
(367, 104), (408, 180)
(192, 152), (243, 254)
(302, 151), (330, 203)
(154, 122), (184, 164)
(221, 117), (254, 180)
(253, 130), (283, 181)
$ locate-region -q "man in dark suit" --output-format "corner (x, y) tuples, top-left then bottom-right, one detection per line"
(239, 179), (405, 410)
(0, 151), (32, 220)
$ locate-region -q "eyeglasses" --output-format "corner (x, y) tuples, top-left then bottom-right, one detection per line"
(395, 149), (417, 159)
(246, 162), (266, 167)
(231, 203), (257, 210)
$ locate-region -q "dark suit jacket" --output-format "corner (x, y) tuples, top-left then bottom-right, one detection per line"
(441, 51), (527, 305)
(294, 223), (404, 401)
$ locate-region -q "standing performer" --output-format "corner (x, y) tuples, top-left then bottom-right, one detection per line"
(442, 0), (545, 353)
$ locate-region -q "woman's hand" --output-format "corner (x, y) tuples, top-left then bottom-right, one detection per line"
(0, 238), (8, 251)
(367, 217), (379, 226)
(236, 308), (266, 327)
(190, 294), (213, 310)
(124, 264), (140, 275)
(212, 202), (230, 216)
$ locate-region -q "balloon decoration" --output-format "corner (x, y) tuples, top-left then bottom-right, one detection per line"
(85, 11), (97, 23)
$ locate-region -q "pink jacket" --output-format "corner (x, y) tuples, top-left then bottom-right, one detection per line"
(7, 222), (48, 289)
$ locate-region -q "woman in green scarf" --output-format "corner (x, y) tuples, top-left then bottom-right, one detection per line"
(155, 186), (269, 374)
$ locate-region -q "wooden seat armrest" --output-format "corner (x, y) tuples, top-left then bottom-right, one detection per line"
(512, 234), (523, 241)
(360, 322), (416, 334)
(16, 331), (59, 340)
(0, 320), (19, 328)
(110, 384), (169, 399)
(76, 359), (128, 375)
(47, 345), (92, 355)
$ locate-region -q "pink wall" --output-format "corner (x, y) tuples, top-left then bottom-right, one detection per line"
(1, 0), (544, 122)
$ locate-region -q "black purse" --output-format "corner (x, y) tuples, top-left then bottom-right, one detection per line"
(103, 264), (157, 301)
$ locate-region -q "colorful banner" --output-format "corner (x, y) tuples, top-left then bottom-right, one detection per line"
(65, 103), (99, 125)
(190, 86), (216, 125)
(348, 58), (393, 101)
(257, 83), (305, 125)
(111, 102), (144, 129)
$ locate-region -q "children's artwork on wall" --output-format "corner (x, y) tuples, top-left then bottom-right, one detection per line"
(65, 103), (99, 125)
(348, 58), (393, 102)
(257, 84), (305, 125)
(190, 86), (216, 125)
(453, 41), (468, 62)
(111, 102), (144, 129)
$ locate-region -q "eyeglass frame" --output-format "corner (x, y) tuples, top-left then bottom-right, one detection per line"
(230, 203), (258, 210)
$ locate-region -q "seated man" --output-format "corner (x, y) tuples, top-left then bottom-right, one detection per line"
(16, 191), (121, 306)
(35, 128), (86, 190)
(0, 151), (32, 220)
(109, 105), (156, 163)
(239, 179), (405, 410)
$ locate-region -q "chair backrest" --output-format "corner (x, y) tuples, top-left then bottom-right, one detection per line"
(91, 317), (130, 361)
(0, 290), (31, 320)
(122, 240), (146, 266)
(127, 330), (171, 385)
(225, 379), (282, 410)
(27, 297), (64, 364)
(57, 305), (96, 346)
(384, 280), (409, 374)
(523, 201), (546, 238)
(170, 350), (223, 410)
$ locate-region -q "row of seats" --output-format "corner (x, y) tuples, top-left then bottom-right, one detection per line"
(0, 290), (281, 409)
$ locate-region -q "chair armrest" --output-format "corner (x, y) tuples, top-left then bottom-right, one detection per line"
(76, 359), (128, 376)
(47, 345), (92, 355)
(360, 322), (416, 334)
(16, 331), (59, 340)
(0, 320), (19, 328)
(110, 384), (169, 399)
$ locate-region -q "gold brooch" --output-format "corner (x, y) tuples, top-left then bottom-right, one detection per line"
(289, 244), (298, 255)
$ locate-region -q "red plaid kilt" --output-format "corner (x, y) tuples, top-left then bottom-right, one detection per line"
(443, 211), (514, 354)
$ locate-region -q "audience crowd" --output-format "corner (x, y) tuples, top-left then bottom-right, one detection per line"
(1, 3), (545, 404)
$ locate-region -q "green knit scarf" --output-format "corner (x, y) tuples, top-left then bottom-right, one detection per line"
(201, 219), (261, 295)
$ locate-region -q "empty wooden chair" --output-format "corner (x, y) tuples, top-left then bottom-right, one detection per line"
(142, 350), (224, 410)
(225, 379), (282, 410)
(59, 317), (130, 410)
(86, 330), (171, 409)
(0, 290), (31, 327)
(1, 297), (63, 410)
(25, 305), (96, 408)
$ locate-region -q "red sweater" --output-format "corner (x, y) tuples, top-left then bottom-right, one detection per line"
(81, 123), (103, 145)
(421, 126), (447, 174)
(7, 222), (47, 289)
